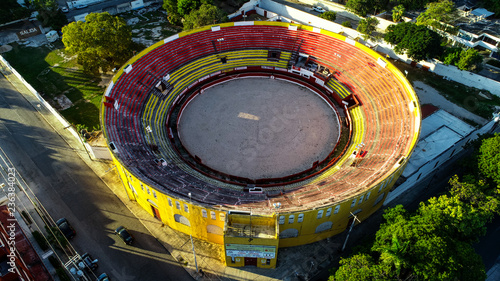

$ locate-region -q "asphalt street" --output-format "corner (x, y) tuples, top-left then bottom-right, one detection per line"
(0, 73), (193, 280)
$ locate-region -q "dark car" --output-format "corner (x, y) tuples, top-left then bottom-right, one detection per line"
(115, 226), (134, 245)
(97, 273), (109, 281)
(79, 253), (98, 271)
(56, 218), (76, 239)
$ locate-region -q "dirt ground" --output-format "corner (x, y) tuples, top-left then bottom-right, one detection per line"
(178, 77), (341, 180)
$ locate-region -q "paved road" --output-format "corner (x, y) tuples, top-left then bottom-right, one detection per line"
(0, 73), (193, 280)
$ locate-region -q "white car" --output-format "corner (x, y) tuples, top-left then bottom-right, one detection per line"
(75, 4), (88, 9)
(61, 7), (69, 13)
(313, 6), (326, 13)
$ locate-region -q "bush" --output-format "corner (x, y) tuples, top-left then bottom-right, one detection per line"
(21, 210), (32, 224)
(341, 21), (352, 28)
(48, 256), (61, 269)
(32, 231), (49, 251)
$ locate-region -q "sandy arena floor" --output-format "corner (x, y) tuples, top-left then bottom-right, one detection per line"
(178, 77), (341, 180)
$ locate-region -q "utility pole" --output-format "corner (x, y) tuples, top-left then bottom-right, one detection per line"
(342, 212), (361, 252)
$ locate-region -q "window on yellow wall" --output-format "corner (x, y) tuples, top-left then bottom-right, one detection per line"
(146, 187), (151, 195)
(279, 216), (285, 225)
(168, 198), (172, 207)
(374, 193), (385, 206)
(184, 204), (189, 213)
(266, 259), (271, 265)
(317, 210), (324, 219)
(298, 213), (304, 222)
(176, 201), (181, 210)
(366, 191), (371, 201)
(334, 205), (340, 214)
(210, 211), (216, 220)
(140, 183), (144, 191)
(358, 195), (364, 205)
(351, 198), (357, 208)
(326, 208), (332, 217)
(378, 183), (384, 193)
(153, 190), (157, 199)
(288, 215), (294, 224)
(201, 209), (207, 218)
(220, 213), (225, 221)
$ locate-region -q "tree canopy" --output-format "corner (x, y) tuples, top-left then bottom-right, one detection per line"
(385, 22), (443, 61)
(34, 0), (68, 30)
(416, 0), (459, 31)
(331, 133), (500, 281)
(0, 0), (30, 24)
(345, 0), (371, 17)
(357, 17), (379, 40)
(481, 0), (500, 17)
(62, 12), (133, 75)
(319, 11), (337, 22)
(392, 4), (405, 22)
(479, 133), (500, 185)
(183, 4), (227, 30)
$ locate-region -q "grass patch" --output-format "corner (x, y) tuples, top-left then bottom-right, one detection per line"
(393, 60), (500, 119)
(3, 42), (103, 129)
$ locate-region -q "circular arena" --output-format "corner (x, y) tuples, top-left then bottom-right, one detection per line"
(102, 22), (421, 268)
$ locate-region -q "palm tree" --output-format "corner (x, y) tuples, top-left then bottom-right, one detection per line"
(392, 5), (405, 22)
(377, 234), (409, 277)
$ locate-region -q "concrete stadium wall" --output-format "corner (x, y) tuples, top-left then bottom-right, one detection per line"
(105, 21), (420, 249)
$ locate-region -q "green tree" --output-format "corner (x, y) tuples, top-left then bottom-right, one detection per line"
(443, 47), (462, 65)
(333, 254), (391, 281)
(345, 0), (371, 17)
(457, 48), (483, 71)
(482, 0), (500, 16)
(341, 21), (352, 28)
(375, 234), (409, 277)
(416, 0), (459, 31)
(183, 4), (227, 30)
(177, 0), (213, 16)
(319, 11), (337, 22)
(0, 0), (30, 24)
(34, 0), (68, 30)
(479, 133), (500, 184)
(357, 17), (379, 40)
(385, 22), (444, 61)
(392, 4), (405, 22)
(62, 12), (133, 75)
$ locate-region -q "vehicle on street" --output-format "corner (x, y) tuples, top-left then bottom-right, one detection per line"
(115, 226), (134, 245)
(75, 4), (88, 9)
(79, 253), (98, 271)
(56, 218), (76, 239)
(61, 7), (69, 13)
(97, 273), (110, 281)
(313, 6), (326, 13)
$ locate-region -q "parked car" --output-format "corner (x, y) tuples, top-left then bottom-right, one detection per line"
(313, 6), (326, 13)
(97, 273), (109, 281)
(61, 7), (69, 13)
(79, 253), (98, 271)
(75, 4), (88, 9)
(115, 226), (134, 245)
(56, 218), (76, 239)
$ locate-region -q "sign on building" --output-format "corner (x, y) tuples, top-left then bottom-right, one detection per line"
(225, 244), (276, 258)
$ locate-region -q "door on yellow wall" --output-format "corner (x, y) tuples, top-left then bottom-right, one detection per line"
(244, 257), (257, 266)
(151, 205), (161, 221)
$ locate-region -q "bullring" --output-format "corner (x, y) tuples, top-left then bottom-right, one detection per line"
(102, 21), (421, 268)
